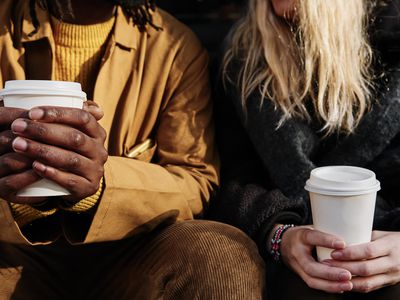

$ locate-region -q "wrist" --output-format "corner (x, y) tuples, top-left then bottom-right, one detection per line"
(60, 177), (104, 213)
(269, 224), (295, 262)
(267, 224), (283, 252)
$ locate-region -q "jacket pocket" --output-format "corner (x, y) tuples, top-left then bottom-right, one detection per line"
(125, 139), (157, 162)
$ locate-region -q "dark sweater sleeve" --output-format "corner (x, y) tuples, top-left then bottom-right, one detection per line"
(368, 133), (400, 231)
(209, 78), (311, 259)
(238, 92), (319, 198)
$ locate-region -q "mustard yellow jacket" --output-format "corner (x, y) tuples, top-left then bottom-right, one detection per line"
(0, 0), (219, 245)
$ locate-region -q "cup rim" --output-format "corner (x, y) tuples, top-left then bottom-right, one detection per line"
(305, 182), (380, 196)
(305, 166), (381, 196)
(0, 80), (86, 100)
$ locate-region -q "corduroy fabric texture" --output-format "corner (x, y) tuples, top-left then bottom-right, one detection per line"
(0, 220), (265, 299)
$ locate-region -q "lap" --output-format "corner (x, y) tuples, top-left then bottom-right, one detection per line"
(267, 261), (400, 300)
(0, 220), (265, 300)
(90, 220), (265, 299)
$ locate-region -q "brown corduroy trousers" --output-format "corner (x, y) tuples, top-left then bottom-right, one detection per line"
(0, 220), (265, 300)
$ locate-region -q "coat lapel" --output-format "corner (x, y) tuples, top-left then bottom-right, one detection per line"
(21, 2), (55, 80)
(93, 7), (141, 151)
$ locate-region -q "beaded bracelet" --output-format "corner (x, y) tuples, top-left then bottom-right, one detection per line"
(270, 224), (295, 262)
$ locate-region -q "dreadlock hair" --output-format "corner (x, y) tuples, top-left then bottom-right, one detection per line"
(27, 0), (159, 38)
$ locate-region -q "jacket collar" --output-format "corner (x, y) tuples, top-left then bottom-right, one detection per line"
(20, 4), (138, 50)
(113, 6), (138, 49)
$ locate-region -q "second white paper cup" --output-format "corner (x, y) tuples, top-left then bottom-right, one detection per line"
(305, 166), (380, 261)
(0, 80), (87, 197)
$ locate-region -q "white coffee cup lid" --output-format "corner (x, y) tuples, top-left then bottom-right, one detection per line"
(305, 166), (381, 196)
(0, 80), (86, 99)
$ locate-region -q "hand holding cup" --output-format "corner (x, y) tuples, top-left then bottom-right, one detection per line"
(305, 166), (381, 261)
(0, 106), (44, 203)
(11, 105), (108, 203)
(0, 80), (107, 201)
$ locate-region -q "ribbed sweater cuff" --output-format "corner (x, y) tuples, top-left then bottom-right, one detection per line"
(8, 177), (103, 228)
(60, 177), (104, 212)
(10, 202), (58, 228)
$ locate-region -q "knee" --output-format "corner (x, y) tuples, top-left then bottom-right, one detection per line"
(162, 220), (265, 272)
(158, 221), (265, 299)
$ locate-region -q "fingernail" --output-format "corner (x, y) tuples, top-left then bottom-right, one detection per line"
(340, 282), (352, 291)
(29, 108), (44, 120)
(12, 137), (28, 151)
(11, 120), (27, 133)
(331, 251), (343, 259)
(90, 106), (103, 115)
(33, 161), (46, 172)
(333, 240), (346, 248)
(339, 271), (351, 281)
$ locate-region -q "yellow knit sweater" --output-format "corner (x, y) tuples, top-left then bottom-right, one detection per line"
(11, 16), (115, 227)
(52, 15), (115, 96)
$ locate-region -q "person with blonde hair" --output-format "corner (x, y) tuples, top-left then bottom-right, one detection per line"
(0, 0), (266, 298)
(210, 0), (400, 298)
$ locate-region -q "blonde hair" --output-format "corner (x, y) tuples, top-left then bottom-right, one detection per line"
(223, 0), (373, 134)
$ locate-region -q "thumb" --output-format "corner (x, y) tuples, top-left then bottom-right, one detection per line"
(83, 100), (104, 121)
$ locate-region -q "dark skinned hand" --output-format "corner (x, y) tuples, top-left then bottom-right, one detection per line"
(0, 101), (107, 204)
(0, 107), (41, 203)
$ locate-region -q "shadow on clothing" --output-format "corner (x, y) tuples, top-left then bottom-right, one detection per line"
(266, 260), (400, 300)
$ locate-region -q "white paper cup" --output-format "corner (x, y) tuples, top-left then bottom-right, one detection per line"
(0, 80), (87, 197)
(305, 166), (380, 261)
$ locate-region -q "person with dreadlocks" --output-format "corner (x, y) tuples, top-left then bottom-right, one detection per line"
(0, 0), (265, 298)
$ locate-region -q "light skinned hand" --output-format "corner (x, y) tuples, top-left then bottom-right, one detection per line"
(10, 104), (108, 203)
(323, 231), (400, 293)
(280, 225), (353, 293)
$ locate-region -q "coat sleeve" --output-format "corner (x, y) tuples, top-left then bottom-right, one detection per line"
(208, 78), (309, 259)
(64, 41), (219, 244)
(367, 134), (400, 231)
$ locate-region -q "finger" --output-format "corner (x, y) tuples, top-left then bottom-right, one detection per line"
(302, 229), (346, 249)
(0, 130), (16, 154)
(372, 231), (390, 240)
(323, 256), (395, 277)
(32, 161), (99, 199)
(83, 101), (104, 121)
(298, 255), (352, 281)
(0, 107), (28, 127)
(28, 106), (104, 138)
(12, 137), (97, 179)
(294, 266), (353, 293)
(0, 152), (33, 177)
(351, 274), (396, 293)
(331, 240), (389, 261)
(0, 170), (43, 204)
(11, 119), (101, 159)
